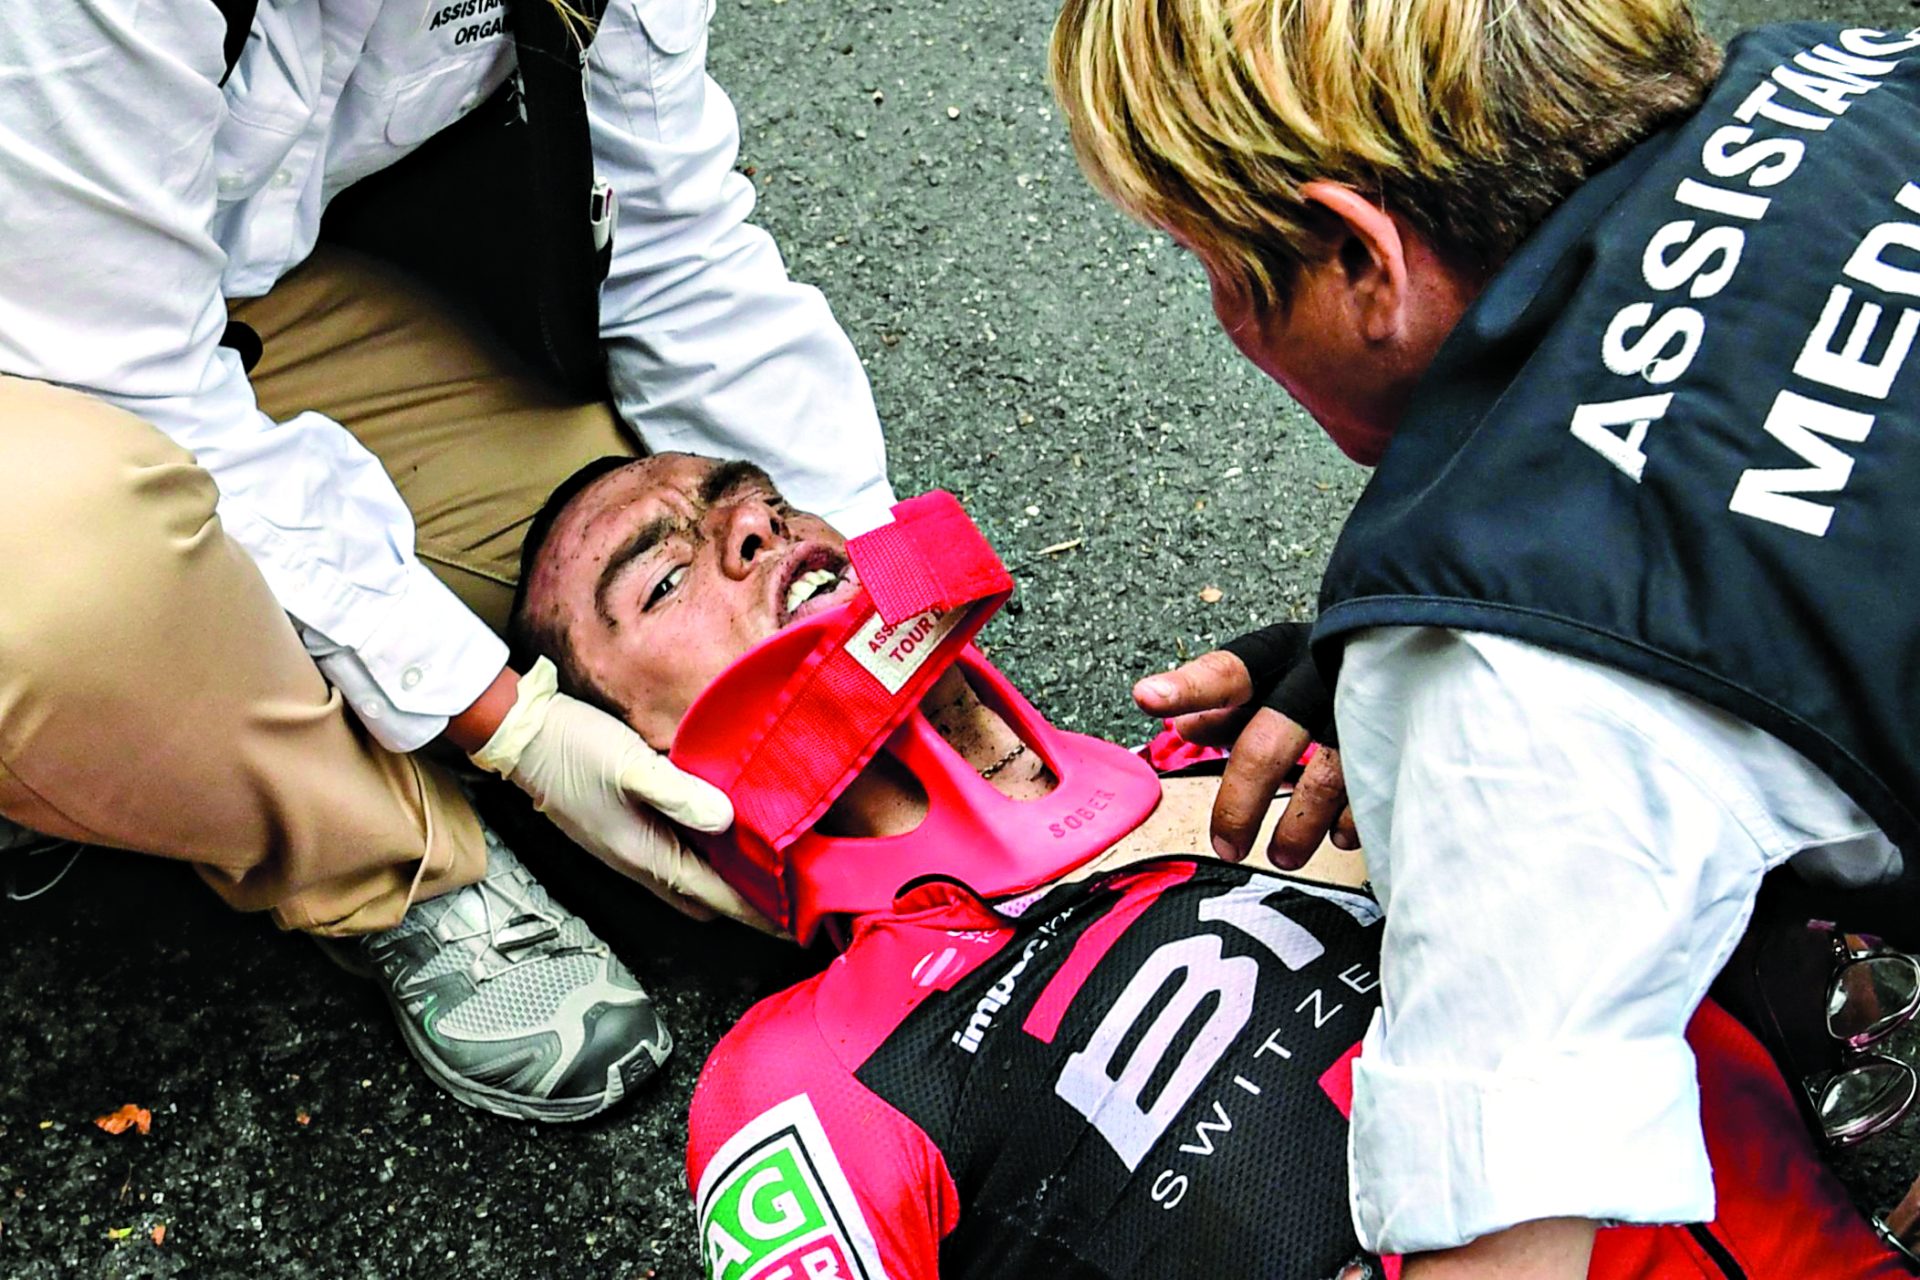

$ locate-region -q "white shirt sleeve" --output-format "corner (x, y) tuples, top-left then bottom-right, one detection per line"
(0, 3), (506, 753)
(583, 0), (897, 536)
(1334, 627), (1893, 1254)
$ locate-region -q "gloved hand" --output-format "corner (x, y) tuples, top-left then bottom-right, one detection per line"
(1133, 621), (1356, 870)
(1219, 621), (1335, 744)
(471, 657), (774, 930)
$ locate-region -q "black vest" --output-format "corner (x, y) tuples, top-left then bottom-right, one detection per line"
(210, 0), (612, 397)
(1316, 24), (1920, 908)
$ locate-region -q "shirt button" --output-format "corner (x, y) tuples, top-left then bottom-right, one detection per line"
(402, 666), (425, 690)
(216, 173), (245, 194)
(359, 701), (383, 719)
(460, 93), (480, 112)
(271, 169), (294, 189)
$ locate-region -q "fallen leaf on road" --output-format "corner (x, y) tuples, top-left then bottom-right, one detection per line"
(151, 1224), (167, 1246)
(1037, 539), (1082, 556)
(1198, 586), (1224, 604)
(296, 1111), (311, 1127)
(93, 1106), (151, 1136)
(107, 1226), (133, 1241)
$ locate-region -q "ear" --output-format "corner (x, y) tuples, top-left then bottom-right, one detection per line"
(1299, 180), (1408, 344)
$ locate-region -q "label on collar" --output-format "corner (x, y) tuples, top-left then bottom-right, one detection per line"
(846, 608), (960, 694)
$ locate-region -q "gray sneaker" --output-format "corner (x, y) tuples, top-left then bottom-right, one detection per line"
(323, 824), (671, 1123)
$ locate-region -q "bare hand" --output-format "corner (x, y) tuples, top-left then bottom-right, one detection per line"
(1134, 643), (1356, 870)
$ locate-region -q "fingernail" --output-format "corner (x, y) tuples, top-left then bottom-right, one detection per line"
(1138, 677), (1174, 703)
(1211, 835), (1240, 862)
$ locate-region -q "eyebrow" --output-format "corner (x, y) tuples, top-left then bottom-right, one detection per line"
(595, 514), (681, 625)
(698, 459), (780, 508)
(587, 462), (784, 626)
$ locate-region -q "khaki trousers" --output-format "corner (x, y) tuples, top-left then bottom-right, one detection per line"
(0, 248), (639, 935)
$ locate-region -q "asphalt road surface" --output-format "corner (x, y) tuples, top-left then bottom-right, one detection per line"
(3, 1), (1916, 1276)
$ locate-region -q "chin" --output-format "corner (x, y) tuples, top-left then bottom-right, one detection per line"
(1333, 431), (1390, 467)
(1318, 410), (1394, 468)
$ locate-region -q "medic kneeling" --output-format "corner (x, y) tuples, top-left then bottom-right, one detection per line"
(510, 453), (1904, 1280)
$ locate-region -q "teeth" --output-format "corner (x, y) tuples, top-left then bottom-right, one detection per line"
(785, 568), (839, 614)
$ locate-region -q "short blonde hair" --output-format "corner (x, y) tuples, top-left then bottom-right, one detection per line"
(1050, 0), (1722, 310)
(546, 0), (599, 46)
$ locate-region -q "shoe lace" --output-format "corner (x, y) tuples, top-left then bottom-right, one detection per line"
(5, 841), (83, 902)
(387, 854), (603, 986)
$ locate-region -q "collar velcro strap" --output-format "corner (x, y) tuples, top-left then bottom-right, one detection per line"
(676, 492), (1013, 909)
(849, 491), (1016, 624)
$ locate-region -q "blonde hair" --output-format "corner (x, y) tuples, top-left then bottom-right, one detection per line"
(1050, 0), (1722, 310)
(546, 0), (599, 47)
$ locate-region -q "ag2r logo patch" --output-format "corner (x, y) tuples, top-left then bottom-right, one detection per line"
(695, 1096), (889, 1280)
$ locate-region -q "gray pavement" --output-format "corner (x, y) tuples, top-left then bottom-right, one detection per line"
(3, 1), (1915, 1276)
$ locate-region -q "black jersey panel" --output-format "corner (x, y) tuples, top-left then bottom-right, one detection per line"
(856, 861), (1384, 1280)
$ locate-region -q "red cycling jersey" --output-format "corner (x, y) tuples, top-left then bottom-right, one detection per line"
(688, 860), (1903, 1280)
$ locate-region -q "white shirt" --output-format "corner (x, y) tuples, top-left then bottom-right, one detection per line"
(0, 0), (894, 751)
(1336, 627), (1898, 1255)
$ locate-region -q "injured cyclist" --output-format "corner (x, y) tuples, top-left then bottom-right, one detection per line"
(510, 453), (1903, 1280)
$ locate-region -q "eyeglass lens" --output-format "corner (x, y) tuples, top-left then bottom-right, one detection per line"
(1828, 954), (1920, 1047)
(1819, 1055), (1918, 1146)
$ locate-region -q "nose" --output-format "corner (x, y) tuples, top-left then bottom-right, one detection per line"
(717, 496), (785, 580)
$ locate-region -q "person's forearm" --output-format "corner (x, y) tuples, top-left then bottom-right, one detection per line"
(1402, 1219), (1597, 1280)
(443, 664), (520, 754)
(583, 2), (894, 536)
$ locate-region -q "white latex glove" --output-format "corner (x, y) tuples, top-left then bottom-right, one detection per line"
(471, 657), (774, 931)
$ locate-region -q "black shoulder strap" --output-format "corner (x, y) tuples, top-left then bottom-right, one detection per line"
(319, 0), (616, 399)
(211, 0), (259, 83)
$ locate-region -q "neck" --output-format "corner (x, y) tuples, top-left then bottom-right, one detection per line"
(819, 669), (1196, 867)
(818, 669), (1053, 836)
(818, 666), (1371, 907)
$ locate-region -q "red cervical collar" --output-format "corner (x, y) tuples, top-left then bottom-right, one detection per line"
(670, 492), (1162, 944)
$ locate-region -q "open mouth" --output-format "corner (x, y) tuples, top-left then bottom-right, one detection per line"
(777, 548), (860, 627)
